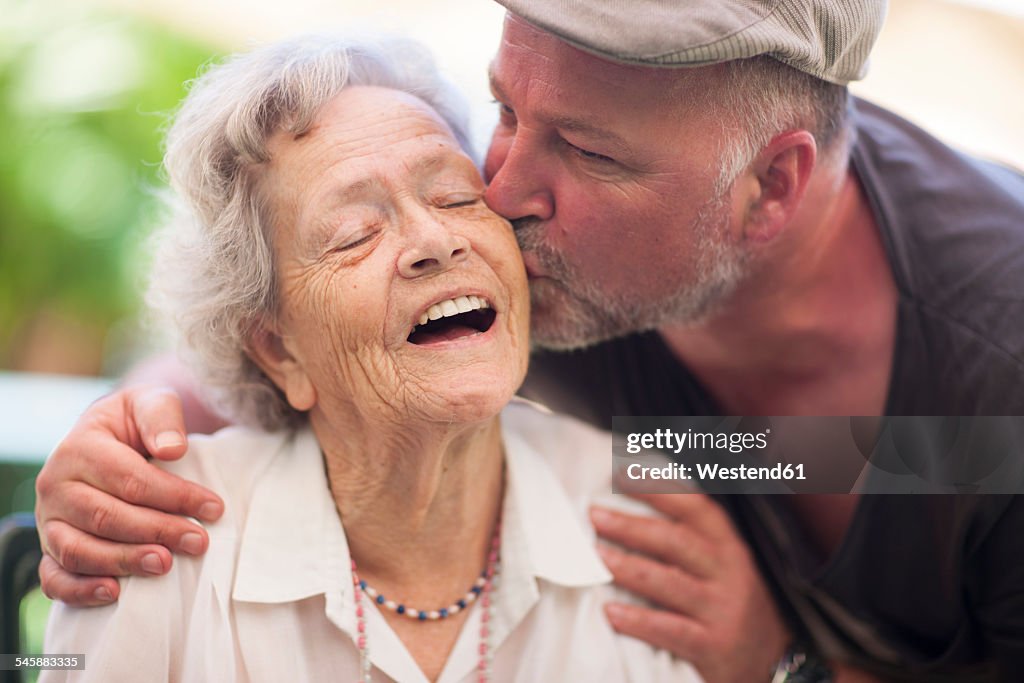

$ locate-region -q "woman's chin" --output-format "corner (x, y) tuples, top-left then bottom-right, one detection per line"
(402, 343), (528, 426)
(426, 382), (520, 426)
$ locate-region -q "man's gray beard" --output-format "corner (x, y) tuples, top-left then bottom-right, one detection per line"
(516, 192), (750, 351)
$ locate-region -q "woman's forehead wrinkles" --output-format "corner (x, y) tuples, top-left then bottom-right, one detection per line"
(295, 146), (471, 247)
(330, 147), (460, 195)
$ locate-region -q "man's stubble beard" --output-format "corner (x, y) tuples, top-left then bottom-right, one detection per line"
(516, 189), (750, 351)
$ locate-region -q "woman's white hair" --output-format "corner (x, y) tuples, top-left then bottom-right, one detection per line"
(148, 33), (475, 430)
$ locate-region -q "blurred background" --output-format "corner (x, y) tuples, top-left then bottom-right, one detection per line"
(2, 0), (1022, 386)
(0, 0), (1021, 671)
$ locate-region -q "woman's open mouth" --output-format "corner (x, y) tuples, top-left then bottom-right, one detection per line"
(407, 295), (497, 345)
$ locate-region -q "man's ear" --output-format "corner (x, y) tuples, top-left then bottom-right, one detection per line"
(246, 321), (317, 412)
(742, 130), (816, 243)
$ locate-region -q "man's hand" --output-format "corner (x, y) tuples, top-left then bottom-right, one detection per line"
(35, 385), (224, 606)
(591, 493), (789, 683)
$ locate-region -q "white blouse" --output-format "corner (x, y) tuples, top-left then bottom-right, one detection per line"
(43, 399), (702, 683)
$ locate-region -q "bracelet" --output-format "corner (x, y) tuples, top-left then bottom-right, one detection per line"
(770, 643), (834, 683)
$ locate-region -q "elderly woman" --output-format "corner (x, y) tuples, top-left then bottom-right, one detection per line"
(41, 35), (700, 683)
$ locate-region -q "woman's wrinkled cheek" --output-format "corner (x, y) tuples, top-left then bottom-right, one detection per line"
(315, 331), (386, 403)
(276, 269), (376, 407)
(392, 367), (438, 416)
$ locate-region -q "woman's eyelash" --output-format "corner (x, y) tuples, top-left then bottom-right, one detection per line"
(443, 198), (480, 209)
(336, 231), (376, 252)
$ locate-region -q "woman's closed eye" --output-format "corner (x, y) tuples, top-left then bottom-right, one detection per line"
(337, 232), (375, 251)
(333, 225), (382, 252)
(440, 194), (483, 209)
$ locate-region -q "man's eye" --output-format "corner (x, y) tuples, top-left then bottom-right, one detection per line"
(569, 142), (615, 163)
(493, 100), (515, 121)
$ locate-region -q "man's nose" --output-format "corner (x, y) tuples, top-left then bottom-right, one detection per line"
(484, 132), (554, 223)
(397, 212), (471, 279)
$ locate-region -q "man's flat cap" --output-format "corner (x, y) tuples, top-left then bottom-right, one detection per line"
(494, 0), (888, 85)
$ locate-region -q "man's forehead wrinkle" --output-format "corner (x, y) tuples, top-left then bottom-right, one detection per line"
(492, 19), (560, 97)
(502, 11), (682, 92)
(495, 20), (696, 142)
(492, 63), (629, 153)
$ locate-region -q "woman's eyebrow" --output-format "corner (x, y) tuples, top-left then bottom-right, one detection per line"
(334, 176), (385, 204)
(330, 153), (458, 201)
(298, 178), (384, 254)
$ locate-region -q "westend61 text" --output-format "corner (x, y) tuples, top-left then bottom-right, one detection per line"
(626, 462), (806, 481)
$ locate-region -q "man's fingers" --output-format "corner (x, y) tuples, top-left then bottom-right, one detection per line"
(38, 554), (120, 606)
(604, 601), (706, 662)
(597, 543), (707, 617)
(590, 506), (717, 578)
(47, 484), (211, 553)
(79, 441), (223, 522)
(42, 519), (174, 577)
(129, 386), (189, 460)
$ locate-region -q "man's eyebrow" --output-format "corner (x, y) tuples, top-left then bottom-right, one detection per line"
(547, 116), (629, 153)
(487, 66), (505, 100)
(488, 67), (628, 155)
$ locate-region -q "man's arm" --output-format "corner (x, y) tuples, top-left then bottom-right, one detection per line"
(35, 358), (226, 606)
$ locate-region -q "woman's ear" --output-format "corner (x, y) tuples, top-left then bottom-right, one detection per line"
(246, 321), (317, 412)
(741, 130), (817, 243)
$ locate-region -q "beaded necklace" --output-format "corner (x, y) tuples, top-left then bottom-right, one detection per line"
(350, 523), (502, 683)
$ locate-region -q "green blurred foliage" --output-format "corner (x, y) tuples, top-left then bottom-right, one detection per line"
(22, 588), (50, 681)
(0, 0), (215, 371)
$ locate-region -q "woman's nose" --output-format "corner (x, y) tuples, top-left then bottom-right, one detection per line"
(397, 214), (471, 279)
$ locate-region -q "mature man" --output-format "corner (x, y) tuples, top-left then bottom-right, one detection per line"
(34, 1), (1024, 682)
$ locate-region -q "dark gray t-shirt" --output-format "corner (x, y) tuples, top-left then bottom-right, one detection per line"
(521, 99), (1024, 681)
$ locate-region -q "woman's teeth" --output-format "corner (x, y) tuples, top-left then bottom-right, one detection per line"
(418, 295), (490, 326)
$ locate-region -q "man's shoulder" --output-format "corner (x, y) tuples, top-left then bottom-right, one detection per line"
(853, 97), (1024, 224)
(854, 99), (1024, 385)
(853, 98), (1024, 233)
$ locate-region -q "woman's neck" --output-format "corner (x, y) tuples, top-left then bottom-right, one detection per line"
(310, 411), (505, 681)
(311, 410), (506, 590)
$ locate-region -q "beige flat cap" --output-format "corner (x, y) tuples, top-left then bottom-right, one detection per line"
(494, 0), (888, 85)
